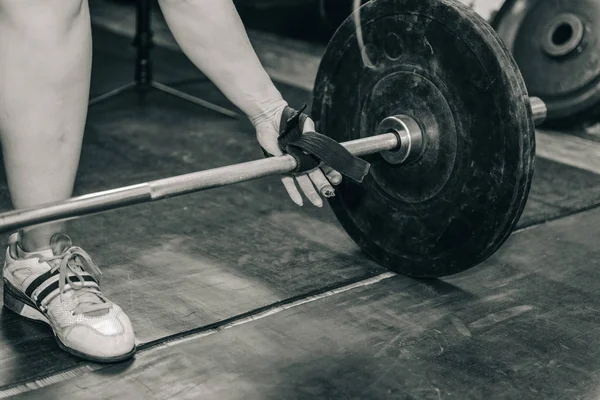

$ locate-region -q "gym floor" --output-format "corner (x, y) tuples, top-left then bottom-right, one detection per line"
(2, 1), (600, 399)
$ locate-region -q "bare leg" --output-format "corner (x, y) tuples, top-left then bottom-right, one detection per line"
(0, 0), (92, 251)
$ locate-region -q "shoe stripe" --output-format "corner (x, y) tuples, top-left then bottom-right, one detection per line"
(39, 281), (101, 309)
(35, 275), (99, 307)
(31, 274), (60, 302)
(24, 270), (54, 297)
(30, 272), (97, 302)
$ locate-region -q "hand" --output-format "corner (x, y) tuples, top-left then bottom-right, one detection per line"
(254, 103), (343, 207)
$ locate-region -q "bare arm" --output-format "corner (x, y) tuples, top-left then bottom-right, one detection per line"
(158, 0), (342, 207)
(157, 0), (287, 124)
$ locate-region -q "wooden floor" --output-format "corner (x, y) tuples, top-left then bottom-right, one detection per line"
(1, 8), (600, 399)
(11, 206), (600, 399)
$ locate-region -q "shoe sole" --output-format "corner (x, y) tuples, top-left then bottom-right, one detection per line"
(3, 280), (136, 363)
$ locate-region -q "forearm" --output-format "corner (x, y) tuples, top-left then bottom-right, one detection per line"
(158, 0), (287, 123)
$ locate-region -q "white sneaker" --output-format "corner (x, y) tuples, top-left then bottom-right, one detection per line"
(3, 232), (136, 362)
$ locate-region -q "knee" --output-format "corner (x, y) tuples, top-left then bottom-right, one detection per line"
(0, 0), (87, 34)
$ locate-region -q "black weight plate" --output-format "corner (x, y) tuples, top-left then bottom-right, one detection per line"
(312, 0), (536, 278)
(492, 0), (600, 127)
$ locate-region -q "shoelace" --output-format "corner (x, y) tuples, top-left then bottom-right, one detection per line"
(31, 247), (111, 315)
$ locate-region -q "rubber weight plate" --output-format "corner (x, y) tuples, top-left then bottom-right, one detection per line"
(312, 0), (536, 278)
(493, 0), (600, 127)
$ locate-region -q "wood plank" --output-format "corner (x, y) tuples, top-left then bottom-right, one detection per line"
(518, 157), (600, 228)
(536, 130), (600, 176)
(13, 206), (600, 399)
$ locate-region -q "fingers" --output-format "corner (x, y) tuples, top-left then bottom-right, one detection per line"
(308, 169), (335, 198)
(281, 176), (303, 206)
(302, 117), (316, 133)
(321, 165), (343, 185)
(282, 169), (334, 208)
(274, 113), (342, 207)
(295, 175), (323, 207)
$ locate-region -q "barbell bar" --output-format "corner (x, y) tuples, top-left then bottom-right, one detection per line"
(0, 133), (398, 233)
(0, 97), (546, 234)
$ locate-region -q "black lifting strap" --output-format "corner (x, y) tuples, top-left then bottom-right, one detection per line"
(274, 105), (371, 183)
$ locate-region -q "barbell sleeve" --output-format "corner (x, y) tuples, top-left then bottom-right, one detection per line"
(0, 133), (400, 233)
(530, 96), (547, 126)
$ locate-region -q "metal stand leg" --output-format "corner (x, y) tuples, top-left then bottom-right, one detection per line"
(89, 0), (238, 118)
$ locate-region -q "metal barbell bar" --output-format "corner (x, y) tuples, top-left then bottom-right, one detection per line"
(0, 97), (547, 233)
(0, 134), (399, 233)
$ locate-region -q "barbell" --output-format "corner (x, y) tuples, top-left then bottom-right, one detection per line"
(0, 0), (545, 278)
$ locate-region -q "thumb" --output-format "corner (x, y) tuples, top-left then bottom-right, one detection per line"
(302, 117), (316, 133)
(262, 141), (283, 157)
(256, 125), (284, 156)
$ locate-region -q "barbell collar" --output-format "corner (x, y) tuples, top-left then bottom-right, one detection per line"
(530, 96), (547, 126)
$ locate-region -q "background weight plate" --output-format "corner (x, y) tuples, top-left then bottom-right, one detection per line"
(493, 0), (600, 127)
